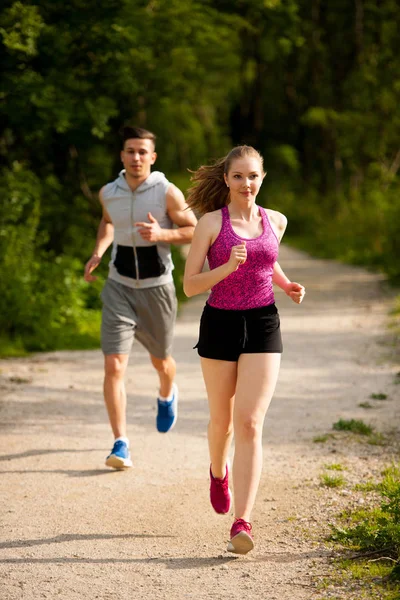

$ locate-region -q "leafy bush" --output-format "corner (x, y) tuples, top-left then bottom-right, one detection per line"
(273, 180), (400, 284)
(0, 164), (100, 354)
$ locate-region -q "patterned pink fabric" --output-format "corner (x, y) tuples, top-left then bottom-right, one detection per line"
(207, 205), (279, 310)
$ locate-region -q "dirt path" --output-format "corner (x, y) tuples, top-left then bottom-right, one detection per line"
(1, 246), (399, 600)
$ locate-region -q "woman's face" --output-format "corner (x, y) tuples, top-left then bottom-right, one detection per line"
(224, 157), (264, 204)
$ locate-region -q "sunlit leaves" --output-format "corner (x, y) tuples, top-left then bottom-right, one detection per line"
(0, 2), (44, 56)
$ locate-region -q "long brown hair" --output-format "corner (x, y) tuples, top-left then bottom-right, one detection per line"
(186, 145), (264, 216)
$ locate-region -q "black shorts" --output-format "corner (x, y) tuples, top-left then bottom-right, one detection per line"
(194, 302), (283, 362)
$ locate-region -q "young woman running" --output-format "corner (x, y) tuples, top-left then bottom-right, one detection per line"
(183, 145), (305, 554)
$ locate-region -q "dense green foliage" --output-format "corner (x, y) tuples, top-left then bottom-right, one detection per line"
(1, 0), (399, 353)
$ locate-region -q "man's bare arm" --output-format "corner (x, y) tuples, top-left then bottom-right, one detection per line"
(84, 189), (114, 282)
(135, 184), (197, 244)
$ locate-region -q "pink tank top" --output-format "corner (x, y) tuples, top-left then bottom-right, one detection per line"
(207, 205), (279, 310)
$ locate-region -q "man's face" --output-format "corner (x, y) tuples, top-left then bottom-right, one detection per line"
(121, 138), (156, 178)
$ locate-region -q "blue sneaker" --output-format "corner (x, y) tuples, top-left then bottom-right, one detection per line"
(105, 440), (132, 469)
(156, 383), (178, 433)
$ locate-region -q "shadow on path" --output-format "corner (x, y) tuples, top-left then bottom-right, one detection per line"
(0, 533), (173, 550)
(0, 549), (332, 568)
(0, 448), (103, 462)
(0, 468), (119, 477)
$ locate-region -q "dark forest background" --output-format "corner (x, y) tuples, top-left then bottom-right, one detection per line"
(1, 0), (399, 354)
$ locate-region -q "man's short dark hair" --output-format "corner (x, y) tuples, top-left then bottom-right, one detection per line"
(120, 126), (156, 148)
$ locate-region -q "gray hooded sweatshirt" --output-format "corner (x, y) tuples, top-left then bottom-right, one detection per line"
(102, 170), (174, 289)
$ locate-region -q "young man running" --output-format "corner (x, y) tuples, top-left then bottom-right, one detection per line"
(84, 126), (197, 469)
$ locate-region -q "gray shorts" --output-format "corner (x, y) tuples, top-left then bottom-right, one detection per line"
(100, 279), (177, 358)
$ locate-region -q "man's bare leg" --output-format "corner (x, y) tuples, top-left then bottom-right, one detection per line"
(104, 353), (132, 468)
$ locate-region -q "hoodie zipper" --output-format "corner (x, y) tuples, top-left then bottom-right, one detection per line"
(130, 191), (140, 285)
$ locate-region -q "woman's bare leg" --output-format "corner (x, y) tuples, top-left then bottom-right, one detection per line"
(200, 358), (237, 478)
(232, 353), (281, 521)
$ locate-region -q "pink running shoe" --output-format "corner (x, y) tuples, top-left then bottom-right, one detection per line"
(227, 518), (254, 554)
(209, 464), (232, 514)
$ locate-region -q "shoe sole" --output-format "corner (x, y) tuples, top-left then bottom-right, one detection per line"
(167, 402), (178, 432)
(105, 454), (133, 469)
(227, 531), (254, 555)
